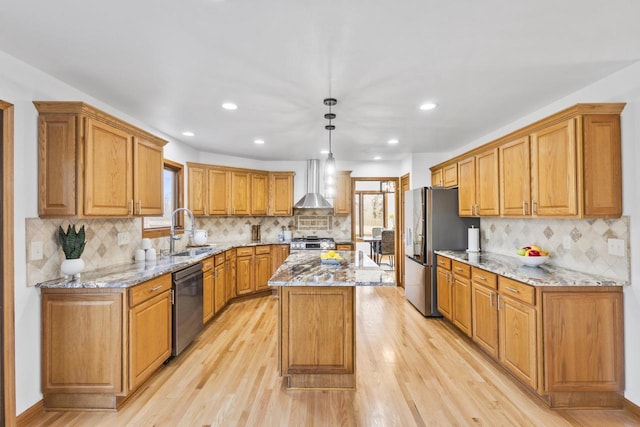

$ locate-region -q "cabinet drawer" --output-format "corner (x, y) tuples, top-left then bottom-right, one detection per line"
(436, 256), (451, 270)
(255, 245), (271, 255)
(202, 256), (214, 271)
(129, 274), (172, 307)
(215, 254), (225, 266)
(499, 277), (535, 305)
(236, 247), (254, 256)
(225, 249), (236, 260)
(472, 267), (497, 289)
(451, 260), (470, 278)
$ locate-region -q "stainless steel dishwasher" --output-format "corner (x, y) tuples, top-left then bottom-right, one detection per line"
(172, 262), (204, 356)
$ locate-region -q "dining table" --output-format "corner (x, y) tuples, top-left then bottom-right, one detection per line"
(361, 235), (382, 263)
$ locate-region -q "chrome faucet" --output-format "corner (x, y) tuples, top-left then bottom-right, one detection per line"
(170, 208), (195, 254)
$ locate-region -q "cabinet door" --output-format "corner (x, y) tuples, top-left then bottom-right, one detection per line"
(129, 291), (172, 390)
(226, 254), (236, 302)
(499, 136), (531, 216)
(471, 283), (498, 358)
(250, 173), (269, 215)
(255, 253), (272, 291)
(436, 267), (452, 320)
(231, 171), (251, 215)
(270, 173), (294, 216)
(475, 148), (499, 216)
(431, 168), (443, 187)
(443, 163), (458, 188)
(452, 275), (472, 337)
(203, 268), (214, 322)
(334, 171), (352, 215)
(531, 118), (578, 217)
(236, 255), (254, 295)
(499, 295), (538, 389)
(133, 137), (164, 216)
(582, 115), (622, 217)
(271, 244), (290, 272)
(84, 118), (133, 216)
(208, 168), (230, 215)
(38, 114), (77, 216)
(42, 291), (124, 394)
(188, 165), (208, 216)
(214, 264), (226, 313)
(457, 157), (476, 216)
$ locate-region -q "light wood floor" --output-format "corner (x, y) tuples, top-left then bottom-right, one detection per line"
(24, 286), (640, 426)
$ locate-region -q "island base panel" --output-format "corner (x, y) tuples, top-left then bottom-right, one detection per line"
(287, 373), (355, 390)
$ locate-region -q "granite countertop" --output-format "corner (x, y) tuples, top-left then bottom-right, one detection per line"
(268, 250), (396, 287)
(435, 250), (627, 287)
(37, 240), (283, 289)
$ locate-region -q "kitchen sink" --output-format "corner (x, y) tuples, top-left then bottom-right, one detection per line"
(170, 247), (215, 258)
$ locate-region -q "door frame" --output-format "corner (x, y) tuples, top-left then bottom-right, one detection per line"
(349, 176), (399, 285)
(398, 173), (410, 288)
(1, 100), (16, 426)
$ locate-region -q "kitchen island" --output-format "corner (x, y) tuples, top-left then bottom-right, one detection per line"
(269, 250), (395, 389)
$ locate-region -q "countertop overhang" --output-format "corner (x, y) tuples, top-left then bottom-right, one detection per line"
(268, 250), (396, 287)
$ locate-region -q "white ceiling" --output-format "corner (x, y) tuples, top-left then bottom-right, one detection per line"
(1, 0), (640, 162)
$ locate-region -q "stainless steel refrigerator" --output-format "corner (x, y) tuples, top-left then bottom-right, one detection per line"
(404, 187), (479, 316)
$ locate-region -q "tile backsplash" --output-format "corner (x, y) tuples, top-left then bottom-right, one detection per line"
(480, 217), (630, 281)
(25, 211), (351, 286)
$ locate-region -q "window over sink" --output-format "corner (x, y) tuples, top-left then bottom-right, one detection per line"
(142, 159), (184, 238)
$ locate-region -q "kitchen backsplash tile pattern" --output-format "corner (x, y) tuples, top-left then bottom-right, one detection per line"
(480, 217), (630, 281)
(25, 211), (351, 286)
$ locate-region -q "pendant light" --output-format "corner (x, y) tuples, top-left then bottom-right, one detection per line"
(324, 97), (337, 198)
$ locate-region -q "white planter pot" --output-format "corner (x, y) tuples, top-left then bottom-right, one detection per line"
(61, 258), (84, 279)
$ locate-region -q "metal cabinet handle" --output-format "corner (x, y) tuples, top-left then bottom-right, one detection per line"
(497, 294), (501, 310)
(505, 286), (520, 294)
(522, 200), (526, 215)
(129, 200), (134, 215)
(490, 292), (493, 307)
(137, 200), (142, 215)
(149, 285), (163, 292)
(476, 275), (486, 281)
(531, 199), (537, 215)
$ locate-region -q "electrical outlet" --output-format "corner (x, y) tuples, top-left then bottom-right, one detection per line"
(563, 236), (572, 250)
(30, 241), (43, 261)
(607, 238), (625, 257)
(117, 232), (129, 246)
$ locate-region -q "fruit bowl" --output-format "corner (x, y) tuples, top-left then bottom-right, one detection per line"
(517, 254), (549, 267)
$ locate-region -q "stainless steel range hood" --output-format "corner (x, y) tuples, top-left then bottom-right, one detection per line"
(294, 159), (333, 210)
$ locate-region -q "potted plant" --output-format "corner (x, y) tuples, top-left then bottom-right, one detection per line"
(58, 224), (86, 279)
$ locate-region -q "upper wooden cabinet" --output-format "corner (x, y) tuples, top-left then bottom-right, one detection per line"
(35, 102), (167, 217)
(431, 163), (458, 188)
(432, 103), (625, 219)
(250, 172), (269, 215)
(334, 171), (352, 215)
(269, 172), (294, 216)
(187, 163), (294, 217)
(457, 148), (499, 217)
(500, 113), (622, 218)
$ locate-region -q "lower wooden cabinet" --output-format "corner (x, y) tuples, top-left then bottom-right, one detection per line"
(254, 246), (272, 292)
(225, 249), (236, 302)
(214, 254), (226, 314)
(436, 265), (452, 320)
(235, 245), (273, 295)
(438, 255), (624, 408)
(202, 257), (215, 322)
(41, 273), (172, 411)
(451, 261), (472, 337)
(271, 244), (290, 273)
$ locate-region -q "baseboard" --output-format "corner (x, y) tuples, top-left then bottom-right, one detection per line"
(624, 397), (640, 418)
(16, 400), (44, 427)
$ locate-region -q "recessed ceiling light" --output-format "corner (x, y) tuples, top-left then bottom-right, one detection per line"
(254, 139), (265, 145)
(181, 131), (195, 137)
(373, 156), (382, 160)
(320, 149), (329, 154)
(388, 139), (399, 144)
(222, 103), (238, 110)
(419, 102), (438, 111)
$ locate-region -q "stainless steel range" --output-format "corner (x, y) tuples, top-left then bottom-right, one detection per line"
(290, 236), (336, 251)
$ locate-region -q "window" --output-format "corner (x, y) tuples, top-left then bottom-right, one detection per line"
(142, 159), (184, 238)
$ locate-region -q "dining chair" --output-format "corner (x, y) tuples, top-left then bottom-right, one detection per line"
(379, 230), (395, 267)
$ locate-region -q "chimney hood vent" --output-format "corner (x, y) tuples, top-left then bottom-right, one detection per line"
(294, 159), (334, 210)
